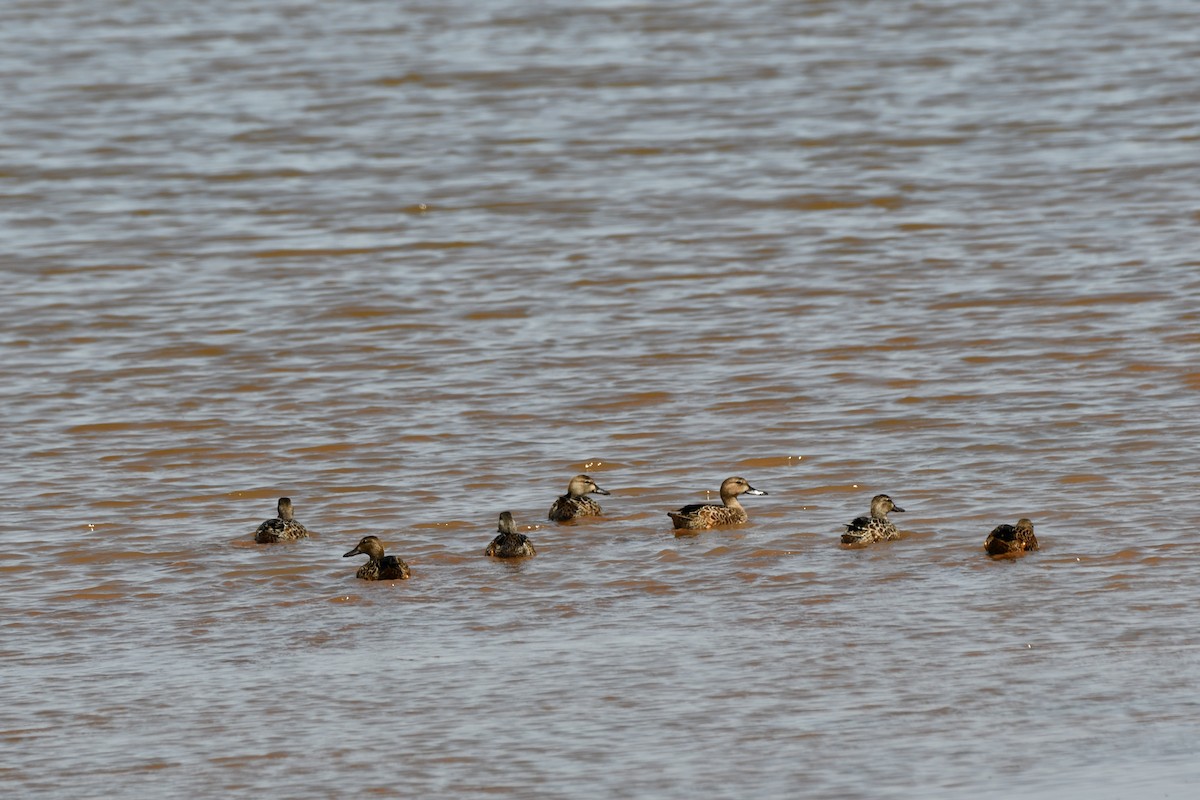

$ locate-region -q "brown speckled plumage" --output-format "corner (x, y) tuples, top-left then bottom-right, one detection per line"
(486, 511), (537, 558)
(548, 474), (611, 522)
(667, 476), (767, 531)
(254, 497), (311, 543)
(343, 535), (411, 580)
(840, 494), (904, 546)
(984, 518), (1038, 557)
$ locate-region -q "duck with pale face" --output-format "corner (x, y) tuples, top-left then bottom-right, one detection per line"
(548, 474), (611, 522)
(667, 476), (768, 531)
(840, 494), (905, 546)
(254, 496), (311, 543)
(343, 535), (411, 580)
(485, 511), (537, 558)
(984, 518), (1038, 557)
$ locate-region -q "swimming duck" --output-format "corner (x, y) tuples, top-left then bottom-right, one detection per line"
(343, 535), (411, 580)
(485, 511), (537, 558)
(667, 476), (767, 530)
(254, 496), (311, 543)
(984, 518), (1038, 557)
(841, 494), (905, 545)
(548, 474), (611, 522)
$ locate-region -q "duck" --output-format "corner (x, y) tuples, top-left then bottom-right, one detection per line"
(667, 476), (767, 530)
(485, 511), (537, 558)
(343, 535), (411, 580)
(254, 496), (311, 543)
(984, 518), (1038, 557)
(840, 494), (905, 545)
(548, 474), (611, 522)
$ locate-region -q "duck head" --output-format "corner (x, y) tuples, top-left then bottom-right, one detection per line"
(568, 474), (610, 497)
(343, 535), (385, 560)
(276, 497), (295, 522)
(719, 476), (767, 500)
(869, 494), (904, 518)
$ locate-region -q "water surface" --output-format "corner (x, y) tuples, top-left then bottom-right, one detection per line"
(2, 1), (1199, 797)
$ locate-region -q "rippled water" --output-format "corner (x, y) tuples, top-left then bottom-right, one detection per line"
(3, 1), (1199, 797)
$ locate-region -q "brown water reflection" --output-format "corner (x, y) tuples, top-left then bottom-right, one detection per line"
(3, 0), (1200, 798)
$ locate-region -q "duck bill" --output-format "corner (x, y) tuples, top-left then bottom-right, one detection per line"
(745, 487), (767, 496)
(593, 487), (611, 496)
(892, 506), (906, 513)
(342, 546), (362, 558)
